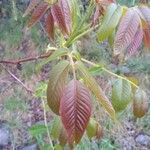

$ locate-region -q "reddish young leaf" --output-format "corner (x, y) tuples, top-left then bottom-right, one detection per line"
(51, 4), (68, 35)
(59, 0), (72, 33)
(47, 60), (69, 115)
(125, 26), (143, 59)
(23, 0), (41, 17)
(92, 5), (103, 26)
(60, 79), (92, 147)
(114, 8), (141, 56)
(28, 2), (49, 28)
(45, 10), (55, 40)
(143, 27), (150, 48)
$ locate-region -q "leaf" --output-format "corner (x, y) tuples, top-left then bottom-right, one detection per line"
(92, 5), (102, 26)
(51, 116), (68, 147)
(114, 8), (141, 56)
(59, 0), (72, 33)
(45, 10), (55, 40)
(60, 79), (92, 147)
(143, 27), (150, 48)
(97, 4), (122, 42)
(38, 49), (68, 70)
(139, 6), (150, 26)
(112, 79), (132, 112)
(51, 117), (62, 139)
(125, 26), (143, 59)
(76, 61), (116, 120)
(47, 60), (70, 115)
(29, 124), (47, 137)
(28, 2), (49, 28)
(133, 88), (148, 118)
(23, 0), (41, 17)
(108, 29), (115, 47)
(86, 118), (103, 139)
(51, 4), (68, 35)
(44, 0), (58, 5)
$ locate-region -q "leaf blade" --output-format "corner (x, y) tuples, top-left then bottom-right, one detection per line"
(76, 61), (116, 120)
(47, 60), (70, 115)
(60, 79), (92, 147)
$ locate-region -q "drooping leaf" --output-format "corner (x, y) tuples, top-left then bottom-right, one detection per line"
(76, 61), (116, 120)
(92, 5), (102, 26)
(133, 88), (148, 118)
(28, 2), (49, 28)
(97, 4), (122, 42)
(58, 126), (67, 147)
(47, 60), (70, 115)
(112, 79), (132, 112)
(108, 29), (115, 47)
(86, 118), (103, 139)
(59, 0), (72, 33)
(23, 0), (41, 17)
(125, 26), (143, 59)
(51, 4), (68, 35)
(114, 8), (141, 56)
(45, 10), (55, 40)
(60, 79), (92, 147)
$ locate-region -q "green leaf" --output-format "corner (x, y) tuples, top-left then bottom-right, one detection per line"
(112, 79), (132, 112)
(36, 49), (68, 71)
(108, 29), (115, 47)
(47, 60), (70, 115)
(76, 61), (116, 120)
(88, 66), (103, 76)
(29, 124), (47, 137)
(51, 117), (62, 139)
(133, 88), (148, 118)
(97, 4), (123, 42)
(86, 118), (103, 139)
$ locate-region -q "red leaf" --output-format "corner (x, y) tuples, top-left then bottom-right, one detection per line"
(125, 26), (143, 59)
(60, 80), (92, 147)
(114, 8), (141, 56)
(23, 0), (41, 17)
(143, 27), (150, 48)
(59, 0), (72, 33)
(45, 10), (55, 40)
(92, 5), (103, 26)
(28, 2), (49, 28)
(51, 4), (68, 35)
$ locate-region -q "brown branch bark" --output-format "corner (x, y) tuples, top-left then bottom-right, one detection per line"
(0, 51), (53, 65)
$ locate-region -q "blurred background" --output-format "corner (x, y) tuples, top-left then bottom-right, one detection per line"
(0, 0), (150, 150)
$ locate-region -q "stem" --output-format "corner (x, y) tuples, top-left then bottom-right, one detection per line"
(42, 99), (54, 150)
(81, 58), (139, 89)
(69, 54), (76, 80)
(0, 48), (57, 65)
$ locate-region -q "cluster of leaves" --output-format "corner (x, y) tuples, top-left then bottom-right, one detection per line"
(24, 0), (149, 149)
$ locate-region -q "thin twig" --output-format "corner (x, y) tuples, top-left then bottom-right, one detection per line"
(0, 64), (33, 93)
(42, 99), (54, 150)
(0, 49), (56, 65)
